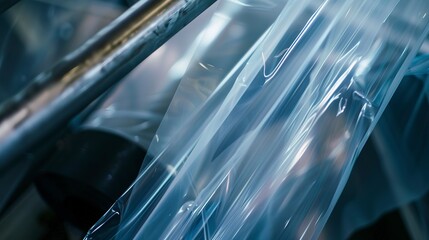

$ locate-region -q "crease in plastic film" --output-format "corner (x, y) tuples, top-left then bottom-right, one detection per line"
(86, 0), (429, 239)
(85, 0), (286, 238)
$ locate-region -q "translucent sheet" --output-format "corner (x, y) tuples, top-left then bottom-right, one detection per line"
(86, 0), (429, 239)
(323, 55), (429, 239)
(80, 3), (216, 150)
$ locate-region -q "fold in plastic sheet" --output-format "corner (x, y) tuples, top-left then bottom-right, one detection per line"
(86, 0), (429, 239)
(408, 54), (429, 76)
(80, 3), (216, 151)
(323, 51), (429, 239)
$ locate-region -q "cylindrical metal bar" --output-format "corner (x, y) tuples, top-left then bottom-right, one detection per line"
(0, 0), (216, 171)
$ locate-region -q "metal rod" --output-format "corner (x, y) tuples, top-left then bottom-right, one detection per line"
(0, 0), (216, 171)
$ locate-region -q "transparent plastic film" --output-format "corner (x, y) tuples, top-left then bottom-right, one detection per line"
(324, 40), (429, 239)
(407, 54), (429, 76)
(147, 0), (287, 157)
(87, 0), (429, 239)
(86, 0), (285, 238)
(79, 2), (217, 150)
(407, 34), (429, 75)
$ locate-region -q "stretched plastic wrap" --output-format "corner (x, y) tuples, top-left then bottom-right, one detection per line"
(79, 3), (216, 151)
(88, 1), (285, 238)
(87, 0), (429, 239)
(407, 52), (429, 76)
(31, 6), (217, 230)
(324, 66), (429, 239)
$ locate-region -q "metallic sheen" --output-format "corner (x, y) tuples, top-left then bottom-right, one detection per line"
(0, 0), (216, 171)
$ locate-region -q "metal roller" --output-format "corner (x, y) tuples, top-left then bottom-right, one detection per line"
(0, 0), (216, 172)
